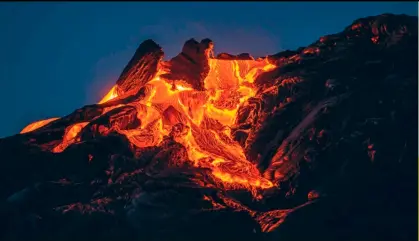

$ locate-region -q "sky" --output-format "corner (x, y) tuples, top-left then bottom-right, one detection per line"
(0, 2), (417, 137)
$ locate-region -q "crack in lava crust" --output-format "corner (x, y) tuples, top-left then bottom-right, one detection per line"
(22, 58), (276, 191)
(11, 15), (419, 240)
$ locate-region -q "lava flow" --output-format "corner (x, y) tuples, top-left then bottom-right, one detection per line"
(20, 117), (59, 134)
(6, 14), (417, 241)
(100, 58), (276, 189)
(21, 55), (276, 190)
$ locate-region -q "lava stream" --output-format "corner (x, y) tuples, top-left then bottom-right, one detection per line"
(21, 58), (276, 190)
(20, 117), (59, 134)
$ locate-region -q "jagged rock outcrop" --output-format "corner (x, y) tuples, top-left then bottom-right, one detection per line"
(161, 38), (214, 90)
(116, 39), (164, 95)
(0, 14), (417, 241)
(217, 52), (254, 60)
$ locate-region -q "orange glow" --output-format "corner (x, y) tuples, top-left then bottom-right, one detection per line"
(20, 117), (59, 134)
(52, 122), (89, 153)
(302, 47), (320, 55)
(112, 58), (276, 190)
(371, 36), (379, 44)
(21, 57), (277, 191)
(351, 23), (362, 30)
(98, 85), (118, 104)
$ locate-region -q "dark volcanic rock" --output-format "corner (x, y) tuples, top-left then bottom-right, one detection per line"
(231, 13), (418, 237)
(217, 52), (254, 60)
(80, 106), (140, 140)
(145, 137), (190, 175)
(267, 50), (299, 65)
(0, 14), (417, 241)
(116, 39), (164, 95)
(161, 38), (214, 91)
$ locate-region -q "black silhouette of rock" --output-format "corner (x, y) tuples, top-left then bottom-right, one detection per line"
(161, 38), (214, 91)
(116, 39), (164, 96)
(217, 52), (254, 60)
(0, 14), (417, 241)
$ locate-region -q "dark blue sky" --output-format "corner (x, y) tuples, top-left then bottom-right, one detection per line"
(0, 2), (417, 137)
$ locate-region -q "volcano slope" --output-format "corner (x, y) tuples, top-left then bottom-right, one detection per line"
(0, 13), (417, 241)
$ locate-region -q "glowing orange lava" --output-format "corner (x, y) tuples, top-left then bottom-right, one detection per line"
(98, 85), (118, 104)
(21, 58), (277, 190)
(52, 122), (89, 153)
(20, 117), (59, 134)
(117, 58), (276, 189)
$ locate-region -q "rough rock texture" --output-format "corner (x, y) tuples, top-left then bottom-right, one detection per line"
(0, 14), (417, 241)
(116, 39), (164, 95)
(80, 106), (141, 140)
(217, 52), (254, 60)
(161, 38), (214, 90)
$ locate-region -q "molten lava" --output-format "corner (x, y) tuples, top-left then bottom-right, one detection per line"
(98, 85), (118, 104)
(52, 122), (89, 153)
(21, 57), (276, 190)
(20, 117), (59, 134)
(9, 15), (418, 240)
